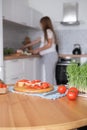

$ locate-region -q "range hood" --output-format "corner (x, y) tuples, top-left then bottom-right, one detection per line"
(61, 2), (80, 25)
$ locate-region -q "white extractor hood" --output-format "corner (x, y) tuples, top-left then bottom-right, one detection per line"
(61, 2), (80, 25)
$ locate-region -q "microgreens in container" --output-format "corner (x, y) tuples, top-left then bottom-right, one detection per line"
(67, 62), (87, 93)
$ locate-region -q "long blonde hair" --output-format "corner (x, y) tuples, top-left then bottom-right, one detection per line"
(40, 16), (57, 44)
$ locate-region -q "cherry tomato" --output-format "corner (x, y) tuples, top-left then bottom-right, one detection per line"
(0, 83), (3, 88)
(34, 85), (40, 89)
(32, 80), (41, 83)
(2, 84), (7, 88)
(24, 85), (32, 89)
(41, 82), (49, 89)
(58, 85), (67, 94)
(39, 85), (43, 89)
(19, 79), (29, 82)
(43, 82), (50, 86)
(67, 91), (77, 100)
(68, 87), (79, 96)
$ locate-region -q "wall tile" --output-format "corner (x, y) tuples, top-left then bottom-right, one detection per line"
(3, 22), (87, 55)
(57, 30), (87, 54)
(3, 22), (28, 50)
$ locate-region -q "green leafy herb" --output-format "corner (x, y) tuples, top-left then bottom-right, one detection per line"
(67, 62), (87, 92)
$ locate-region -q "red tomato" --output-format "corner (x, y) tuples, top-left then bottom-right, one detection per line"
(34, 85), (40, 89)
(58, 85), (67, 94)
(19, 79), (29, 82)
(43, 82), (50, 86)
(0, 83), (3, 88)
(39, 85), (43, 89)
(32, 80), (41, 83)
(2, 84), (7, 88)
(67, 91), (77, 100)
(68, 87), (79, 96)
(24, 85), (32, 89)
(41, 82), (49, 89)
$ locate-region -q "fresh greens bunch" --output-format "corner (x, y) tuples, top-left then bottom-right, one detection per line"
(4, 48), (15, 56)
(67, 62), (87, 92)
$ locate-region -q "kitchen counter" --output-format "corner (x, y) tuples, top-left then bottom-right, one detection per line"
(4, 54), (40, 60)
(59, 54), (87, 58)
(5, 54), (87, 60)
(0, 92), (87, 130)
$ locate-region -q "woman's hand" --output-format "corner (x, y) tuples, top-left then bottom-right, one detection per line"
(33, 49), (39, 54)
(20, 38), (41, 50)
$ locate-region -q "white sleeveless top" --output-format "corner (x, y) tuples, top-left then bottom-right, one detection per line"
(40, 29), (56, 55)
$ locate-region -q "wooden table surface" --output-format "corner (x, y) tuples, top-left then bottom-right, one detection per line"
(0, 93), (87, 130)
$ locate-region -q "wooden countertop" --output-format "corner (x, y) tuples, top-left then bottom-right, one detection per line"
(0, 92), (87, 130)
(59, 54), (87, 58)
(4, 54), (87, 60)
(4, 54), (40, 60)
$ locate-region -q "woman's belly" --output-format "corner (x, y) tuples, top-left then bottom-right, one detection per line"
(40, 43), (56, 55)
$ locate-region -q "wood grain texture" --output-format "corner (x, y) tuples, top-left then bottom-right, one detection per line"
(0, 93), (87, 130)
(4, 54), (87, 61)
(59, 54), (87, 58)
(4, 54), (40, 60)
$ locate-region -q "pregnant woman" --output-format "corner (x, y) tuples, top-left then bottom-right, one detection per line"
(22, 16), (58, 85)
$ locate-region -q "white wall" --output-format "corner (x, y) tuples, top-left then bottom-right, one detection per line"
(29, 0), (87, 23)
(56, 30), (87, 54)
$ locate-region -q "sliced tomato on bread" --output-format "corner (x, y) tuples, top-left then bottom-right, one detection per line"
(41, 82), (50, 89)
(31, 80), (41, 84)
(18, 79), (29, 82)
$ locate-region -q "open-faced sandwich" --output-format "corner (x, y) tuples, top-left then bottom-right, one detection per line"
(14, 79), (54, 93)
(0, 80), (7, 94)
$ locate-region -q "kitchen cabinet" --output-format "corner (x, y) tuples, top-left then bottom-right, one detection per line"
(2, 0), (43, 28)
(14, 0), (29, 6)
(12, 4), (32, 26)
(23, 58), (35, 80)
(4, 57), (42, 84)
(2, 0), (32, 26)
(2, 0), (29, 21)
(33, 57), (42, 80)
(23, 57), (42, 80)
(31, 8), (43, 28)
(2, 0), (14, 21)
(4, 59), (24, 84)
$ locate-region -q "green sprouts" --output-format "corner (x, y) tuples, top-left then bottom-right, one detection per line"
(67, 62), (87, 92)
